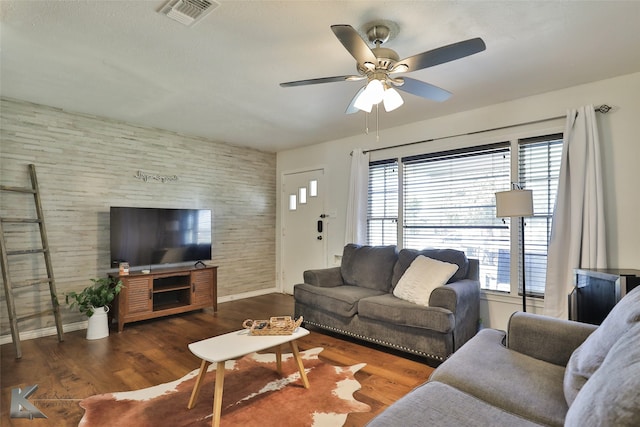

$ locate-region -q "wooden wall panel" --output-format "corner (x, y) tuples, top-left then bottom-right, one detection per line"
(0, 98), (276, 336)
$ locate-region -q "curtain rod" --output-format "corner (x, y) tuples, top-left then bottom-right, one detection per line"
(356, 104), (612, 155)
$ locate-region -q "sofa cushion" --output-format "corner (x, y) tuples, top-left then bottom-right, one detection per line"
(391, 248), (468, 288)
(341, 244), (397, 291)
(431, 328), (568, 427)
(393, 255), (459, 306)
(565, 322), (640, 427)
(563, 285), (640, 406)
(367, 381), (544, 427)
(293, 283), (384, 318)
(358, 294), (454, 333)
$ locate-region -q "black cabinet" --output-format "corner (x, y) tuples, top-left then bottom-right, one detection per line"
(569, 268), (640, 325)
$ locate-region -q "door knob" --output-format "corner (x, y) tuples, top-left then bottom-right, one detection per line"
(317, 220), (323, 233)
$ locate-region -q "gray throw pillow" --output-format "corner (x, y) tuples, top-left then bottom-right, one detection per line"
(565, 322), (640, 426)
(563, 285), (640, 406)
(341, 244), (398, 291)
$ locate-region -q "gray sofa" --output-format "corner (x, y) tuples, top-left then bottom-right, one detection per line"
(294, 244), (481, 361)
(368, 285), (640, 426)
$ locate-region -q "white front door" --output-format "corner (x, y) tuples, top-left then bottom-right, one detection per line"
(281, 168), (326, 294)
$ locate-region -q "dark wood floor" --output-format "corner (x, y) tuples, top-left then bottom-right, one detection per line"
(1, 293), (434, 426)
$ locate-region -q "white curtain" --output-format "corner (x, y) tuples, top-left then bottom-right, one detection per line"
(345, 148), (370, 245)
(544, 105), (607, 318)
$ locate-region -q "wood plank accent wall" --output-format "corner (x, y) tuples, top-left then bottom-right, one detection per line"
(0, 98), (276, 336)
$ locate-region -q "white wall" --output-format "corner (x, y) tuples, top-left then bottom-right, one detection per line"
(276, 72), (640, 330)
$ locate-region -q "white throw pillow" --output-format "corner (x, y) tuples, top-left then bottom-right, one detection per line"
(393, 255), (459, 306)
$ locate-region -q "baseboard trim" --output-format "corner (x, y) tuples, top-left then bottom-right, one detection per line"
(0, 287), (282, 345)
(217, 287), (281, 303)
(0, 320), (87, 346)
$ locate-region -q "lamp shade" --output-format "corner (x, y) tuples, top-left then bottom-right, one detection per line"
(365, 79), (384, 104)
(353, 92), (374, 113)
(354, 79), (385, 112)
(495, 189), (533, 218)
(382, 87), (404, 112)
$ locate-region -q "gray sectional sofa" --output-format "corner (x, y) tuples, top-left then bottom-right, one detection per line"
(294, 244), (481, 361)
(367, 285), (640, 426)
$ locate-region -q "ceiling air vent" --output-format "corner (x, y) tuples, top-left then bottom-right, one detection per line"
(159, 0), (220, 27)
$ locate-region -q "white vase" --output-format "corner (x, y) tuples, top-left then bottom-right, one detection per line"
(86, 306), (110, 340)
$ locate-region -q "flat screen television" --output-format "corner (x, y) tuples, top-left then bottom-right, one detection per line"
(110, 207), (212, 268)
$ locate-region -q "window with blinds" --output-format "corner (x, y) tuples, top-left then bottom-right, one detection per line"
(367, 159), (398, 246)
(402, 143), (511, 292)
(366, 134), (563, 296)
(518, 134), (563, 296)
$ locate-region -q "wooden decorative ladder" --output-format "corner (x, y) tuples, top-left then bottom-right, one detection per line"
(0, 164), (64, 358)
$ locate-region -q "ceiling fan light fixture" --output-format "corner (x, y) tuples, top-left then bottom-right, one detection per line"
(354, 79), (384, 112)
(368, 79), (385, 104)
(364, 79), (384, 103)
(382, 86), (404, 112)
(353, 96), (373, 113)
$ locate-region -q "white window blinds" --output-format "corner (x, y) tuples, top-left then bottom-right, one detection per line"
(518, 134), (563, 296)
(366, 134), (563, 296)
(367, 159), (398, 246)
(402, 143), (511, 292)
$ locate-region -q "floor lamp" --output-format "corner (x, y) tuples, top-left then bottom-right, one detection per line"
(496, 187), (534, 312)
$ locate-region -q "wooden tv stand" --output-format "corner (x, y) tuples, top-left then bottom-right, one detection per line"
(110, 265), (217, 332)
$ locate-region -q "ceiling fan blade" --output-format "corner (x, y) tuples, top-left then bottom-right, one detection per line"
(392, 37), (486, 73)
(331, 24), (378, 65)
(345, 86), (366, 114)
(280, 75), (363, 87)
(395, 77), (452, 102)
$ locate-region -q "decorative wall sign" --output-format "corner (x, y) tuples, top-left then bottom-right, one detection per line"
(134, 170), (179, 183)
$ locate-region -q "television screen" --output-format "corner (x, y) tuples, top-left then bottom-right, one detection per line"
(110, 207), (212, 268)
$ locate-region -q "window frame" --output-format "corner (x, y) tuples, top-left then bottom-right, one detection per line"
(401, 142), (511, 293)
(515, 133), (564, 297)
(367, 159), (399, 246)
(366, 127), (564, 302)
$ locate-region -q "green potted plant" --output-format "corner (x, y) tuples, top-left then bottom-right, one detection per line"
(66, 277), (123, 340)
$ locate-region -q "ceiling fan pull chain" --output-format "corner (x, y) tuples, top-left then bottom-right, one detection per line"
(364, 110), (369, 135)
(376, 104), (380, 142)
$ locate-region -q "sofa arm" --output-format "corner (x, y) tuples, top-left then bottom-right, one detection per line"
(507, 312), (597, 367)
(429, 279), (480, 350)
(302, 266), (344, 288)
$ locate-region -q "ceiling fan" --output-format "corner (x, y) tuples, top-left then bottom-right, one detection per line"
(280, 21), (486, 114)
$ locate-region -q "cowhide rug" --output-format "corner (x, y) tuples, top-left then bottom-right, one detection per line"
(79, 347), (370, 427)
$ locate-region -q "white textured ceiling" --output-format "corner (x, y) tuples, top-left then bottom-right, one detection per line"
(1, 1), (639, 152)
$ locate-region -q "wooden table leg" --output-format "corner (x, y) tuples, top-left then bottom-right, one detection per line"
(188, 359), (210, 409)
(275, 345), (282, 374)
(289, 340), (309, 389)
(212, 361), (226, 427)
